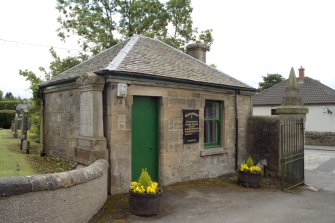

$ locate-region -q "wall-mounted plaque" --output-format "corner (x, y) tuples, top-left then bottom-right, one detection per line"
(183, 109), (199, 144)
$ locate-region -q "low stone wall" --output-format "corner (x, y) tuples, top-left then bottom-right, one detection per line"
(0, 159), (108, 223)
(305, 131), (335, 146)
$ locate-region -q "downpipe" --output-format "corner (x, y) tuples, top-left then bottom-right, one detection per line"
(234, 90), (240, 171)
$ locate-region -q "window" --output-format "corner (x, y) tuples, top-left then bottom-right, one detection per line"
(204, 100), (222, 148)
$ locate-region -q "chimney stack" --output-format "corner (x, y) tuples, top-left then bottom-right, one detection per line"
(186, 43), (209, 63)
(298, 66), (305, 83)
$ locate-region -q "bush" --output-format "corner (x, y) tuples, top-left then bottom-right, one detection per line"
(246, 155), (254, 168)
(0, 100), (21, 110)
(0, 110), (16, 129)
(138, 168), (153, 189)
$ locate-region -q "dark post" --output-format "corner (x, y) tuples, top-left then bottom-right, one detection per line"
(20, 111), (30, 154)
(13, 113), (18, 138)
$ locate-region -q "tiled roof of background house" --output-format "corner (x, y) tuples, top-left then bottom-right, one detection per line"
(41, 35), (253, 91)
(253, 77), (335, 105)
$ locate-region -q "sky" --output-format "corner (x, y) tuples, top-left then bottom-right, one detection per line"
(1, 0), (335, 98)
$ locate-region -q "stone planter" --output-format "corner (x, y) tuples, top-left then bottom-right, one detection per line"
(238, 171), (262, 187)
(129, 189), (162, 216)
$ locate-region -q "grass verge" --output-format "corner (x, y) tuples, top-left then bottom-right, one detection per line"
(0, 129), (33, 177)
(0, 129), (76, 178)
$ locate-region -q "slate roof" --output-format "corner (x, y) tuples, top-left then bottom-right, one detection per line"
(41, 35), (254, 91)
(253, 77), (335, 105)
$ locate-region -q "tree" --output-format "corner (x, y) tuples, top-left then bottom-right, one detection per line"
(4, 92), (15, 100)
(57, 0), (119, 55)
(117, 0), (168, 38)
(258, 73), (284, 91)
(0, 90), (2, 100)
(56, 0), (213, 54)
(39, 48), (83, 80)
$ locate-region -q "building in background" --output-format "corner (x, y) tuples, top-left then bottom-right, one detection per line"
(253, 67), (335, 146)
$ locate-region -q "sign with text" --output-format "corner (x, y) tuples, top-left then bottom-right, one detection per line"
(183, 109), (199, 144)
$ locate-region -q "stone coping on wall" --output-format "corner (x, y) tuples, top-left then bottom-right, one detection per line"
(0, 159), (108, 197)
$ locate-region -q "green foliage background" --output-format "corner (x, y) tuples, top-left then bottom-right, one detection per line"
(0, 101), (21, 110)
(0, 110), (16, 129)
(258, 73), (284, 91)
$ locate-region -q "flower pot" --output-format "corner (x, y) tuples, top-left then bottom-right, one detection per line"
(238, 171), (262, 187)
(129, 189), (163, 216)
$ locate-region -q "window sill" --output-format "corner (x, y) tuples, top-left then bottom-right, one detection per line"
(200, 147), (227, 157)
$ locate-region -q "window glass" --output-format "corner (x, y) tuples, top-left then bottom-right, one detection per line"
(204, 100), (221, 148)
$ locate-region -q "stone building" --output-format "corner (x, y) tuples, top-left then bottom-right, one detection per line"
(40, 35), (256, 194)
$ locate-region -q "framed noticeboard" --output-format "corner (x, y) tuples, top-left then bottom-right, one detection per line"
(183, 109), (199, 144)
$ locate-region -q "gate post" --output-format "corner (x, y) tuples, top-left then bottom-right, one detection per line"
(277, 67), (308, 190)
(277, 67), (308, 121)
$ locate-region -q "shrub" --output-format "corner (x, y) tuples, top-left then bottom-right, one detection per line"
(246, 155), (254, 168)
(130, 168), (159, 194)
(0, 100), (21, 110)
(0, 110), (16, 129)
(138, 168), (153, 189)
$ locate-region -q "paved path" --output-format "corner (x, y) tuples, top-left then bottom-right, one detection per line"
(92, 146), (335, 222)
(128, 186), (335, 223)
(305, 147), (335, 191)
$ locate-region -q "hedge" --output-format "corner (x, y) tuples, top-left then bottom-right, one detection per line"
(0, 100), (21, 110)
(0, 110), (16, 129)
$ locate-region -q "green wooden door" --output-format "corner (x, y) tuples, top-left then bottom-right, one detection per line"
(132, 96), (159, 181)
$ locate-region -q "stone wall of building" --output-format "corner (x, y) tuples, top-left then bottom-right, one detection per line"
(305, 131), (335, 146)
(106, 80), (253, 194)
(43, 86), (80, 160)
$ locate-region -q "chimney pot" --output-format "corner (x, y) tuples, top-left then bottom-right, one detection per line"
(298, 66), (305, 83)
(186, 43), (209, 63)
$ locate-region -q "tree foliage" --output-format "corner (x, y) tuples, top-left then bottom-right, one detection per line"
(117, 0), (168, 38)
(56, 0), (213, 54)
(4, 92), (15, 100)
(39, 48), (83, 80)
(258, 73), (284, 91)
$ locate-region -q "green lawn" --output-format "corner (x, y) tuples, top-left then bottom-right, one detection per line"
(0, 129), (76, 178)
(0, 129), (34, 177)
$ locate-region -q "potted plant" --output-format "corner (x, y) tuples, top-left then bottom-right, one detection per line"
(129, 168), (162, 216)
(238, 155), (262, 187)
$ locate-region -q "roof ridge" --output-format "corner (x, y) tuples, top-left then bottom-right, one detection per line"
(105, 35), (140, 70)
(254, 75), (335, 105)
(305, 77), (335, 96)
(304, 77), (335, 104)
(137, 35), (252, 88)
(257, 79), (287, 95)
